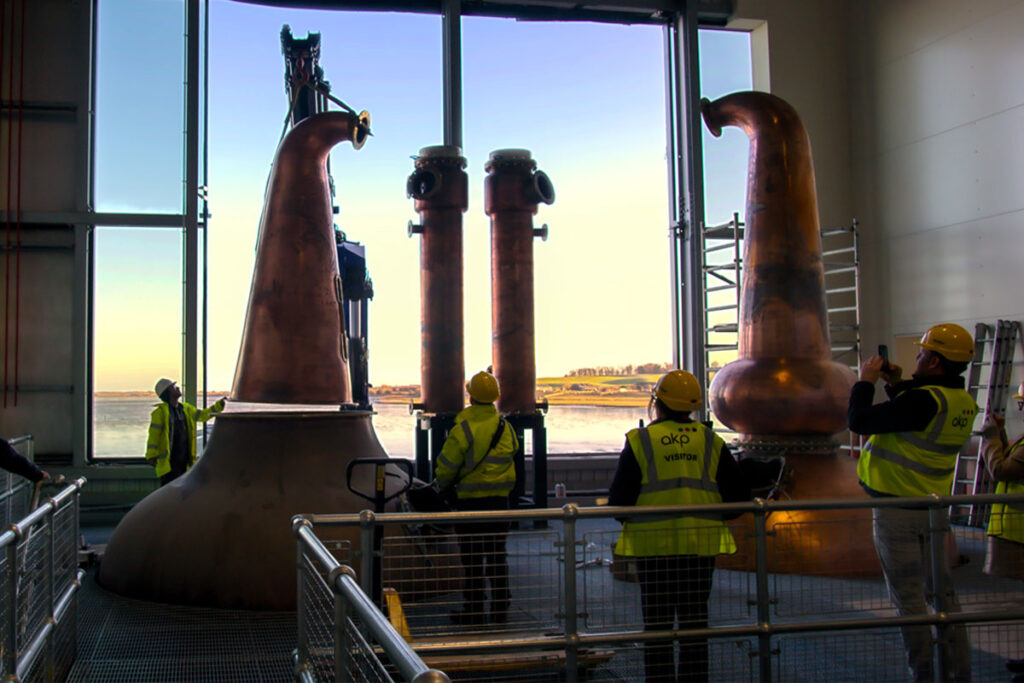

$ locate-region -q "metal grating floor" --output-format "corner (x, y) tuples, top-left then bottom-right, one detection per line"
(69, 566), (296, 682)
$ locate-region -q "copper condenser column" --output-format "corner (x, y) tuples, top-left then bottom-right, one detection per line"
(407, 146), (468, 414)
(701, 92), (875, 576)
(98, 110), (421, 609)
(484, 149), (554, 415)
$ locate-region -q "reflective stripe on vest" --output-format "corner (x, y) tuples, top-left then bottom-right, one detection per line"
(461, 420), (476, 470)
(861, 441), (956, 478)
(446, 408), (517, 500)
(859, 385), (976, 497)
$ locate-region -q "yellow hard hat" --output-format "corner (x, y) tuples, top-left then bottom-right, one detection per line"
(1014, 382), (1024, 400)
(466, 371), (499, 403)
(652, 369), (702, 412)
(915, 323), (975, 363)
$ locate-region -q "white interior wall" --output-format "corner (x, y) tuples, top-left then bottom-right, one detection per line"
(729, 0), (1024, 422)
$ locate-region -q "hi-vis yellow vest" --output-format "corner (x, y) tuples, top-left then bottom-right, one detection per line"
(146, 401), (223, 478)
(988, 437), (1024, 544)
(435, 404), (518, 499)
(615, 421), (736, 557)
(858, 385), (977, 497)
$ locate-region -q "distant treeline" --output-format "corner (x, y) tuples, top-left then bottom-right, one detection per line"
(567, 362), (674, 377)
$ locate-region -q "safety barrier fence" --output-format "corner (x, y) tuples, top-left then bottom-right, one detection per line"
(294, 518), (451, 683)
(295, 493), (1024, 682)
(1, 437), (37, 529)
(1, 477), (87, 682)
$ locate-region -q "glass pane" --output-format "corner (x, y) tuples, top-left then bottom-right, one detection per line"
(93, 227), (182, 459)
(463, 17), (668, 444)
(700, 28), (753, 226)
(95, 0), (185, 213)
(699, 29), (754, 426)
(206, 5), (441, 446)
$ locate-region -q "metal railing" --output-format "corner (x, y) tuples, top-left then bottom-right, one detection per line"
(1, 476), (87, 682)
(294, 518), (450, 683)
(296, 492), (1024, 682)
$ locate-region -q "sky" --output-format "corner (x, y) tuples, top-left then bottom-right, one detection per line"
(92, 0), (752, 391)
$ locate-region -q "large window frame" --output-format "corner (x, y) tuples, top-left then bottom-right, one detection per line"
(85, 0), (724, 463)
(85, 0), (205, 463)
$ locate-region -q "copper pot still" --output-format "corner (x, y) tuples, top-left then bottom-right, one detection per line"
(407, 145), (469, 414)
(701, 91), (874, 576)
(702, 91), (855, 439)
(98, 110), (434, 610)
(484, 149), (554, 415)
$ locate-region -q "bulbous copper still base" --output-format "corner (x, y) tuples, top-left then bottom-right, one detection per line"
(98, 411), (416, 610)
(710, 358), (856, 437)
(722, 449), (880, 577)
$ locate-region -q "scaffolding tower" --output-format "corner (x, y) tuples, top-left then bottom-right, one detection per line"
(700, 215), (862, 442)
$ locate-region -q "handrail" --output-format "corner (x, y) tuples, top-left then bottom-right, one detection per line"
(2, 476), (86, 681)
(296, 490), (1024, 682)
(6, 434), (33, 448)
(292, 519), (450, 683)
(4, 477), (86, 541)
(299, 491), (1024, 528)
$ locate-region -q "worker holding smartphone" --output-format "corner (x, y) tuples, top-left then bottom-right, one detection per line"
(877, 344), (900, 382)
(848, 324), (978, 681)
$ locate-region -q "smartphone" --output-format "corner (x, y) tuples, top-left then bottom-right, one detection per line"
(878, 344), (891, 371)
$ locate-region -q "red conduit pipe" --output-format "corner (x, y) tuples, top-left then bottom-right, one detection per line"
(14, 0), (24, 406)
(3, 0), (16, 408)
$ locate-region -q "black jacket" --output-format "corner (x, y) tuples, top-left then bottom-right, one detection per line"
(848, 374), (967, 436)
(1, 437), (45, 483)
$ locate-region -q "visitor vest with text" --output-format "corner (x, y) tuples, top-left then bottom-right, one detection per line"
(616, 421), (736, 557)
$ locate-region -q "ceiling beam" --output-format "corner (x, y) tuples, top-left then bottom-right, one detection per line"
(229, 0), (733, 26)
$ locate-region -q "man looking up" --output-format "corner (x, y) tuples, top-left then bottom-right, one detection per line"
(849, 323), (977, 682)
(147, 378), (225, 487)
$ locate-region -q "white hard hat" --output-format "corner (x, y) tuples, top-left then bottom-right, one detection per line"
(154, 378), (175, 397)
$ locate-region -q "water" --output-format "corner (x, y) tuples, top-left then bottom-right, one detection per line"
(93, 396), (647, 459)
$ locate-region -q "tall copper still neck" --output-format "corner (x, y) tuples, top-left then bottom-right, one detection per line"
(408, 145), (468, 414)
(96, 109), (426, 611)
(484, 149), (555, 415)
(702, 92), (854, 437)
(232, 109), (371, 404)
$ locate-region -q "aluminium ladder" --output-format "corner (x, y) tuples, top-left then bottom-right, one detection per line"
(950, 319), (1022, 527)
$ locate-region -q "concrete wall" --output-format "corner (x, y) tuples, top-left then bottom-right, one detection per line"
(727, 0), (1024, 428)
(0, 0), (92, 459)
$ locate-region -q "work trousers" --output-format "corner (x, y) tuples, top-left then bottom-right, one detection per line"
(637, 554), (715, 683)
(455, 496), (511, 624)
(159, 469), (185, 487)
(872, 506), (971, 682)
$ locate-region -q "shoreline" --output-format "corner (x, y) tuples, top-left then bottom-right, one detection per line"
(94, 393), (650, 408)
(370, 395), (649, 408)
